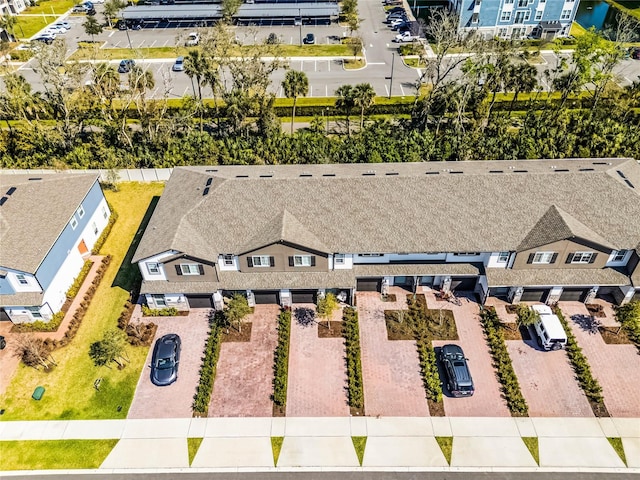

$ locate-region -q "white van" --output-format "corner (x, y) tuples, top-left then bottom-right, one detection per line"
(531, 304), (567, 351)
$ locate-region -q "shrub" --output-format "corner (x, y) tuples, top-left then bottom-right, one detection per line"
(192, 312), (223, 416)
(343, 307), (364, 411)
(273, 309), (292, 408)
(479, 307), (529, 416)
(317, 293), (339, 321)
(11, 311), (64, 333)
(141, 305), (179, 317)
(91, 210), (118, 255)
(66, 260), (94, 299)
(614, 301), (640, 353)
(515, 303), (539, 327)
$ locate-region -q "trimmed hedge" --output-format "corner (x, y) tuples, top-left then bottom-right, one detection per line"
(192, 312), (223, 416)
(554, 307), (604, 405)
(91, 210), (118, 255)
(614, 301), (640, 353)
(273, 309), (291, 409)
(343, 307), (364, 412)
(141, 306), (179, 317)
(11, 311), (64, 332)
(66, 260), (94, 300)
(479, 307), (529, 416)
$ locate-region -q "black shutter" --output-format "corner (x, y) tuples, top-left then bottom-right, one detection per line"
(198, 264), (205, 275)
(589, 253), (598, 264)
(550, 253), (558, 264)
(175, 265), (182, 275)
(311, 256), (316, 266)
(269, 256), (275, 267)
(565, 253), (574, 264)
(526, 253), (534, 264)
(247, 257), (253, 267)
(289, 256), (294, 267)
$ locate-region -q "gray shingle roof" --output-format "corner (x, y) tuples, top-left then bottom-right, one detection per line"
(0, 172), (100, 273)
(486, 267), (630, 287)
(0, 291), (45, 307)
(132, 159), (640, 264)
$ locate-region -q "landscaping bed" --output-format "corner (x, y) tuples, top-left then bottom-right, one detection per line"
(343, 307), (365, 416)
(272, 309), (291, 417)
(598, 326), (633, 345)
(220, 323), (252, 342)
(317, 320), (343, 338)
(192, 312), (223, 417)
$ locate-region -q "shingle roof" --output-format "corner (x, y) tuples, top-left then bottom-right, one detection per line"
(0, 291), (45, 307)
(132, 159), (640, 264)
(485, 267), (630, 287)
(0, 172), (100, 273)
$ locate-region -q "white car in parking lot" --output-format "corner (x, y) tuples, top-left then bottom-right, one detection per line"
(53, 21), (71, 30)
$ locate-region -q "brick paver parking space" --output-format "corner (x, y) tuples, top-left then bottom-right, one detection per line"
(127, 308), (211, 419)
(209, 305), (280, 417)
(559, 302), (640, 417)
(427, 290), (510, 417)
(357, 290), (429, 417)
(286, 304), (349, 417)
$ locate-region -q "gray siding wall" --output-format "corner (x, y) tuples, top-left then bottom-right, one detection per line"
(513, 239), (610, 270)
(163, 256), (219, 282)
(240, 243), (328, 273)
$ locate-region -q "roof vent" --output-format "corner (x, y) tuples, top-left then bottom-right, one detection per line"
(205, 169), (218, 172)
(299, 173), (313, 177)
(259, 174), (273, 178)
(513, 170), (528, 173)
(592, 161), (608, 165)
(28, 177), (42, 181)
(362, 171), (376, 176)
(489, 170), (503, 173)
(6, 187), (16, 195)
(425, 171), (440, 175)
(449, 171), (463, 174)
(579, 168), (595, 172)
(617, 170), (628, 179)
(205, 177), (213, 186)
(554, 169), (570, 172)
(385, 172), (399, 176)
(236, 175), (249, 178)
(624, 179), (635, 189)
(203, 187), (210, 196)
(322, 173), (336, 177)
(0, 197), (7, 206)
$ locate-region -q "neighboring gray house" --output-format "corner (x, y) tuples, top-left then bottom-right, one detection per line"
(132, 159), (640, 310)
(452, 0), (578, 39)
(0, 173), (111, 323)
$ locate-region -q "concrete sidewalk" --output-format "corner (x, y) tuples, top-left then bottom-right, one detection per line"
(1, 416), (639, 472)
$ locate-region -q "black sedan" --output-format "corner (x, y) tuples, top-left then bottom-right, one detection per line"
(151, 333), (181, 386)
(439, 344), (474, 397)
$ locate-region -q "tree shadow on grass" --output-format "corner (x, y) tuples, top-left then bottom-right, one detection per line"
(111, 196), (161, 296)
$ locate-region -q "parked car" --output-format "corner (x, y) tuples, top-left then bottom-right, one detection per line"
(185, 32), (199, 46)
(150, 333), (181, 386)
(86, 7), (96, 15)
(0, 335), (6, 350)
(44, 26), (65, 35)
(116, 19), (128, 30)
(172, 56), (184, 71)
(53, 21), (71, 31)
(33, 35), (55, 44)
(439, 344), (474, 397)
(389, 18), (408, 28)
(393, 31), (417, 42)
(530, 304), (567, 351)
(118, 58), (135, 73)
(631, 47), (640, 60)
(391, 21), (409, 31)
(303, 33), (315, 44)
(386, 6), (405, 14)
(72, 4), (89, 12)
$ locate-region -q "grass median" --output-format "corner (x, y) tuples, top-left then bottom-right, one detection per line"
(0, 182), (164, 421)
(1, 439), (118, 470)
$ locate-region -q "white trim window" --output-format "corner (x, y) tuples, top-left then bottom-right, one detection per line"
(560, 8), (571, 19)
(147, 263), (161, 275)
(533, 251), (554, 264)
(92, 221), (98, 235)
(151, 294), (166, 307)
(497, 252), (510, 263)
(223, 254), (234, 266)
(16, 274), (28, 285)
(334, 254), (346, 265)
(500, 10), (511, 21)
(504, 0), (514, 4)
(612, 250), (627, 262)
(180, 263), (201, 275)
(534, 9), (542, 20)
(252, 255), (272, 267)
(70, 216), (78, 230)
(294, 255), (312, 267)
(77, 205), (85, 219)
(571, 252), (594, 264)
(102, 205), (108, 219)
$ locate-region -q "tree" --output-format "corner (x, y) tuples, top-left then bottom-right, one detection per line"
(83, 15), (103, 43)
(353, 82), (375, 129)
(515, 303), (539, 328)
(335, 84), (355, 134)
(103, 0), (126, 28)
(282, 69), (309, 134)
(89, 329), (128, 368)
(225, 293), (252, 332)
(316, 293), (339, 325)
(0, 14), (17, 42)
(12, 335), (56, 370)
(183, 49), (209, 131)
(221, 0), (242, 22)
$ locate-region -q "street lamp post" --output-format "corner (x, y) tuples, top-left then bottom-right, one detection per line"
(388, 52), (395, 99)
(122, 15), (133, 50)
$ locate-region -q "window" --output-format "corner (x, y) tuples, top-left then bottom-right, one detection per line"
(180, 263), (202, 275)
(517, 0), (527, 7)
(561, 8), (571, 19)
(475, 0), (481, 5)
(26, 306), (42, 318)
(539, 0), (545, 3)
(77, 205), (85, 218)
(101, 205), (108, 219)
(70, 216), (78, 230)
(498, 27), (508, 37)
(535, 9), (542, 20)
(500, 11), (511, 21)
(223, 254), (234, 266)
(571, 252), (594, 264)
(251, 255), (272, 267)
(334, 254), (346, 265)
(514, 10), (527, 22)
(358, 253), (384, 257)
(504, 0), (514, 4)
(92, 222), (98, 235)
(612, 250), (627, 262)
(147, 263), (160, 275)
(471, 12), (479, 23)
(498, 252), (510, 263)
(533, 252), (555, 264)
(293, 255), (312, 267)
(16, 274), (28, 285)
(151, 294), (166, 307)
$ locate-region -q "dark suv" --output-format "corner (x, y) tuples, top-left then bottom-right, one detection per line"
(439, 344), (474, 397)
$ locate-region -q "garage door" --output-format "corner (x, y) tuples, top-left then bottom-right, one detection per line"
(186, 294), (214, 308)
(559, 288), (589, 302)
(0, 309), (10, 322)
(450, 277), (477, 291)
(520, 289), (549, 302)
(253, 291), (280, 304)
(292, 290), (316, 304)
(357, 278), (382, 292)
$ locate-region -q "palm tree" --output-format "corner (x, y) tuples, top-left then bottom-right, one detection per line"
(335, 84), (355, 135)
(0, 14), (17, 42)
(184, 49), (209, 131)
(352, 83), (375, 129)
(282, 70), (308, 134)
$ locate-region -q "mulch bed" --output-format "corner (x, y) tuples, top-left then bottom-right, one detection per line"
(586, 304), (606, 318)
(272, 403), (286, 417)
(428, 399), (445, 416)
(350, 406), (365, 416)
(589, 399), (610, 418)
(221, 323), (252, 342)
(384, 312), (414, 340)
(317, 321), (343, 338)
(598, 326), (632, 345)
(505, 305), (519, 314)
(381, 294), (397, 302)
(500, 323), (532, 341)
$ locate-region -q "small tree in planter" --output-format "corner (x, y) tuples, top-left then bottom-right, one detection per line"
(89, 329), (129, 369)
(516, 303), (539, 329)
(316, 293), (339, 328)
(224, 293), (252, 333)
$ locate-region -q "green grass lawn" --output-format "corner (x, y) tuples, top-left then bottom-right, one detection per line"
(14, 15), (55, 39)
(0, 182), (164, 421)
(604, 0), (640, 21)
(570, 21), (588, 38)
(1, 440), (118, 470)
(22, 0), (76, 15)
(69, 44), (354, 61)
(403, 57), (426, 68)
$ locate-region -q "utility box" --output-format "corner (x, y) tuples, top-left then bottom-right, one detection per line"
(32, 386), (45, 400)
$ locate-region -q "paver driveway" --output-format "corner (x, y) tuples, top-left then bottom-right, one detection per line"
(127, 308), (210, 419)
(427, 289), (510, 417)
(286, 304), (349, 417)
(357, 290), (429, 417)
(209, 305), (279, 417)
(559, 302), (640, 417)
